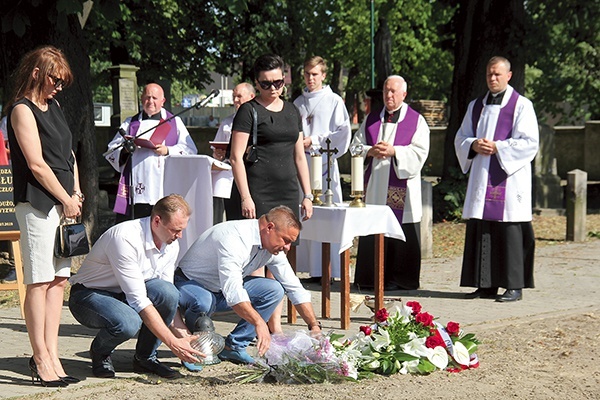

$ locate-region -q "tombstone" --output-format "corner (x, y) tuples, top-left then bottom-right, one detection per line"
(566, 169), (587, 242)
(108, 64), (140, 128)
(534, 124), (562, 209)
(420, 180), (433, 259)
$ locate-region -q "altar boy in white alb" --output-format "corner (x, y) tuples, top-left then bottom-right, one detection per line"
(294, 56), (351, 281)
(105, 83), (197, 221)
(455, 56), (539, 303)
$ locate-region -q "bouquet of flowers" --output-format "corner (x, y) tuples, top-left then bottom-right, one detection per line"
(237, 331), (358, 384)
(333, 301), (480, 376)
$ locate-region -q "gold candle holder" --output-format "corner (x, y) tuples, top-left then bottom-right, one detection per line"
(349, 190), (366, 207)
(311, 189), (323, 205)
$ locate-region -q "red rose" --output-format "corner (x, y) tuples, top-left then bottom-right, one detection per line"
(405, 301), (422, 315)
(359, 325), (372, 336)
(415, 312), (434, 327)
(375, 308), (389, 323)
(446, 321), (460, 336)
(425, 335), (445, 349)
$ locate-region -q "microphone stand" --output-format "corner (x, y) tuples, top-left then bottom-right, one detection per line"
(105, 89), (220, 220)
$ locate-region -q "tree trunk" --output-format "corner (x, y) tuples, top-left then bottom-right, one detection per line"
(0, 5), (100, 240)
(443, 0), (527, 180)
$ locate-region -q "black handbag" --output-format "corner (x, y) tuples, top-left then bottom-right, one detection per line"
(54, 217), (90, 258)
(243, 104), (259, 165)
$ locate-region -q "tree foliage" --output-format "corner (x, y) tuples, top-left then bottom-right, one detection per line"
(524, 0), (600, 124)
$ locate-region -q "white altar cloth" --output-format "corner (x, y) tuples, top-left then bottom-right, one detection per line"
(164, 155), (224, 260)
(301, 204), (405, 250)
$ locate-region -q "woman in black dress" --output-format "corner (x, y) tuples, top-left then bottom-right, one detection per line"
(230, 54), (313, 222)
(230, 54), (313, 333)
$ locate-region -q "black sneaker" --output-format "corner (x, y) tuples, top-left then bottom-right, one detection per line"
(133, 355), (180, 379)
(90, 348), (115, 378)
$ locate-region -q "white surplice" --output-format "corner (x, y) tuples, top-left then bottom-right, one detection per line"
(351, 103), (430, 223)
(294, 85), (352, 278)
(454, 85), (539, 222)
(105, 108), (197, 205)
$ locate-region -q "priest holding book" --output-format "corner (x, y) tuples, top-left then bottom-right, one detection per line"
(105, 83), (197, 222)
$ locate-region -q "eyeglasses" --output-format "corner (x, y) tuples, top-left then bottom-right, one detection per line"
(257, 79), (285, 90)
(48, 74), (65, 89)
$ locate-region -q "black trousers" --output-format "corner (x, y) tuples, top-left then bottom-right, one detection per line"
(353, 222), (421, 290)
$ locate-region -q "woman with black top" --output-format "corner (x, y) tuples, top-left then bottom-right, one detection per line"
(230, 54), (313, 222)
(229, 54), (313, 333)
(7, 46), (82, 386)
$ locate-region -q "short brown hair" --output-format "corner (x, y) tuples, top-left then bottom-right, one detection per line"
(487, 56), (511, 71)
(265, 206), (302, 232)
(304, 56), (327, 74)
(8, 46), (73, 108)
(151, 194), (192, 222)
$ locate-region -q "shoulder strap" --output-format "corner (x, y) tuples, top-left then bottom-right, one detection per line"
(250, 103), (258, 146)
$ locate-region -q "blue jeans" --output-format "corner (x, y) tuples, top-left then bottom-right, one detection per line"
(174, 274), (284, 350)
(68, 278), (179, 359)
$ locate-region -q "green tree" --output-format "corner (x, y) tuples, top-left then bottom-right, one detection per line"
(525, 0), (600, 124)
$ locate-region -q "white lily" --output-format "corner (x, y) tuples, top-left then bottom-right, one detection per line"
(401, 333), (430, 357)
(399, 359), (420, 374)
(398, 304), (413, 323)
(427, 346), (449, 369)
(371, 329), (391, 351)
(452, 341), (471, 366)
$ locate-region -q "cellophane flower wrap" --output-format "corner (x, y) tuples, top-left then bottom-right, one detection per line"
(334, 301), (480, 376)
(237, 331), (357, 384)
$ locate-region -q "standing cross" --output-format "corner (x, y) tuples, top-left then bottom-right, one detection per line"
(319, 138), (339, 206)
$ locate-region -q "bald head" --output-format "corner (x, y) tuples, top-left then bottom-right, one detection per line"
(141, 83), (166, 116)
(233, 82), (255, 110)
(383, 75), (408, 112)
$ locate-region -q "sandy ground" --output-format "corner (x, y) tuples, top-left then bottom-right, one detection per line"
(6, 311), (599, 400)
(2, 236), (599, 400)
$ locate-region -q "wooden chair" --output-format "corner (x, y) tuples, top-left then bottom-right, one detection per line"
(0, 231), (26, 318)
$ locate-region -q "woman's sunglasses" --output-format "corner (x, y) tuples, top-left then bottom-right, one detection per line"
(48, 74), (65, 89)
(258, 79), (285, 90)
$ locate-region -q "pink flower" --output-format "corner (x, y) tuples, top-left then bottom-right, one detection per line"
(415, 312), (434, 327)
(405, 301), (422, 315)
(446, 321), (460, 336)
(375, 308), (389, 323)
(359, 325), (372, 336)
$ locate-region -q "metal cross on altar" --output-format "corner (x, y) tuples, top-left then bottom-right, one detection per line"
(319, 138), (338, 206)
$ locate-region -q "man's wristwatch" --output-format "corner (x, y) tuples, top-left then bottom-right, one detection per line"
(303, 193), (314, 201)
(307, 321), (322, 330)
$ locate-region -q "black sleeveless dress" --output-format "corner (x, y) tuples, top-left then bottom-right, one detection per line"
(232, 99), (302, 219)
(8, 98), (75, 215)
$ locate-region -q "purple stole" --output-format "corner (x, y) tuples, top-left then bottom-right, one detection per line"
(471, 90), (520, 221)
(114, 111), (178, 215)
(364, 106), (419, 223)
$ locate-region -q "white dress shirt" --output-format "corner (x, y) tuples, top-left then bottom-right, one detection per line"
(178, 219), (311, 307)
(70, 217), (180, 313)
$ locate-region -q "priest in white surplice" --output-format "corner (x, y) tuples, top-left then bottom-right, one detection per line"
(454, 56), (539, 303)
(105, 83), (197, 222)
(351, 75), (430, 291)
(294, 56), (351, 282)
